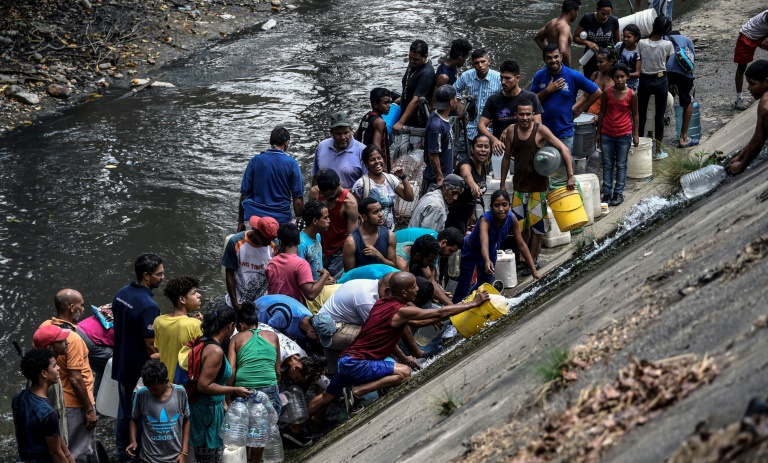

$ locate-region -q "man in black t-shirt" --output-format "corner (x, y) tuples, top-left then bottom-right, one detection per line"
(392, 40), (435, 165)
(478, 59), (543, 156)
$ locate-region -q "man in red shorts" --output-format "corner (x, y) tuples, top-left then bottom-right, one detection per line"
(734, 10), (768, 110)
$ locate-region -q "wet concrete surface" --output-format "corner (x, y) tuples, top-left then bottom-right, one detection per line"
(305, 144), (768, 461)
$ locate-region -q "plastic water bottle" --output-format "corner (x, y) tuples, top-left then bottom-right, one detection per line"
(261, 423), (284, 462)
(680, 164), (726, 198)
(283, 385), (309, 424)
(246, 398), (269, 448)
(220, 398), (248, 447)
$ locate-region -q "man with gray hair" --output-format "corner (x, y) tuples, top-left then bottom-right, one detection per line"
(312, 112), (367, 189)
(39, 288), (96, 462)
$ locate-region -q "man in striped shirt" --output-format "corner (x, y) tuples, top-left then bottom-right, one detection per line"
(453, 49), (502, 160)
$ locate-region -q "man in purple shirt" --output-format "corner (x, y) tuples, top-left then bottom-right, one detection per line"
(312, 112), (367, 189)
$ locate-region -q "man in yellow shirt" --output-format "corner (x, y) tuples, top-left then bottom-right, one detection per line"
(154, 276), (203, 382)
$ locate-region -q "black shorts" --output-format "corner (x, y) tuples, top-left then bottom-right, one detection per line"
(668, 72), (694, 108)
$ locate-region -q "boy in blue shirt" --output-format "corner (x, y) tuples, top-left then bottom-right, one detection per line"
(127, 360), (190, 463)
(298, 200), (329, 280)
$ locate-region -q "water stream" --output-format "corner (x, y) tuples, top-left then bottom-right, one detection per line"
(0, 0), (702, 444)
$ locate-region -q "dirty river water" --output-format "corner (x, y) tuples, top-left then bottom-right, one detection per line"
(0, 0), (701, 450)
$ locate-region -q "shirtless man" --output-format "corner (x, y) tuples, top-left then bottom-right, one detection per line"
(534, 0), (582, 68)
(727, 60), (768, 175)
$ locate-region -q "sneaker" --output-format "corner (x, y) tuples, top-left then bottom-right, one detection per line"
(342, 386), (362, 413)
(609, 193), (624, 206)
(281, 428), (313, 448)
(678, 137), (700, 148)
(653, 151), (668, 161)
(734, 98), (748, 110)
(519, 260), (539, 276)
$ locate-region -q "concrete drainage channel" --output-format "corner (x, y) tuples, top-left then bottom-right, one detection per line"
(294, 189), (695, 461)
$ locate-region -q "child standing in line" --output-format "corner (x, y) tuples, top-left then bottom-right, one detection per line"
(128, 360), (191, 463)
(597, 63), (640, 207)
(637, 15), (674, 159)
(616, 24), (642, 91)
(584, 48), (617, 115)
(452, 190), (541, 303)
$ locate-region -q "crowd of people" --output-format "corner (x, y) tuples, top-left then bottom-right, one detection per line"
(12, 1), (768, 462)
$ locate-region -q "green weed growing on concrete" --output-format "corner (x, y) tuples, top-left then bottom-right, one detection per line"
(431, 386), (463, 416)
(572, 229), (597, 254)
(656, 147), (716, 195)
(532, 345), (570, 384)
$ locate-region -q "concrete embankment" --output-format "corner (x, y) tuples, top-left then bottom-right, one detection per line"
(305, 112), (768, 462)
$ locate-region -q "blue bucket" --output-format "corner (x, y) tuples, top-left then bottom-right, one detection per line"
(381, 103), (401, 138)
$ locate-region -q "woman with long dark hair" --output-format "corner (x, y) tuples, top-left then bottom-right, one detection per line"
(189, 307), (250, 463)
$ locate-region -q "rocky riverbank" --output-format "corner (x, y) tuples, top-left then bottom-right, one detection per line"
(0, 0), (292, 135)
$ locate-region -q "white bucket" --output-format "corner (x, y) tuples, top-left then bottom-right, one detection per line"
(577, 179), (595, 225)
(494, 250), (517, 288)
(491, 154), (511, 179)
(222, 445), (247, 463)
(627, 137), (653, 178)
(618, 8), (657, 37)
(543, 206), (571, 248)
(643, 92), (675, 138)
(574, 173), (601, 219)
(96, 358), (119, 418)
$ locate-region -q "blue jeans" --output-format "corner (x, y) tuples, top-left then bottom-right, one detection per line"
(601, 134), (632, 195)
(117, 381), (141, 463)
(452, 248), (495, 303)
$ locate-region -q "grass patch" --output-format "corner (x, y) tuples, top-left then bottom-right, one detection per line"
(531, 345), (570, 384)
(430, 387), (463, 416)
(655, 147), (717, 195)
(571, 228), (597, 253)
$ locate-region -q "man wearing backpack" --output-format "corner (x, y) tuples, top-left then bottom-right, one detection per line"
(666, 30), (697, 148)
(355, 88), (392, 172)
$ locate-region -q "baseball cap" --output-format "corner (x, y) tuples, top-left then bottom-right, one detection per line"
(329, 112), (353, 129)
(442, 174), (466, 190)
(312, 311), (336, 348)
(249, 216), (279, 241)
(33, 325), (71, 348)
(434, 84), (457, 110)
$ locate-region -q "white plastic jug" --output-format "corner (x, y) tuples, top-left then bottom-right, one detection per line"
(574, 174), (601, 220)
(96, 358), (119, 418)
(494, 250), (517, 289)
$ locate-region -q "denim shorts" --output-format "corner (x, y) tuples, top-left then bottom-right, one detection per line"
(326, 356), (395, 397)
(248, 384), (281, 415)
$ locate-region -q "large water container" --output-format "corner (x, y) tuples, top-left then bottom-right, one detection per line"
(220, 398), (248, 447)
(543, 206), (571, 248)
(95, 358), (119, 418)
(491, 154), (512, 179)
(572, 113), (596, 159)
(222, 445), (247, 463)
(680, 164), (726, 198)
(282, 385), (309, 424)
(381, 103), (401, 139)
(246, 398), (269, 448)
(618, 8), (657, 36)
(533, 146), (564, 177)
(575, 179), (595, 225)
(494, 250), (517, 289)
(627, 137), (653, 178)
(675, 101), (702, 140)
(574, 174), (601, 220)
(586, 149), (602, 176)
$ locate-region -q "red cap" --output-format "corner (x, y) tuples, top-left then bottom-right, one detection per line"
(33, 325), (71, 348)
(249, 216), (279, 241)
